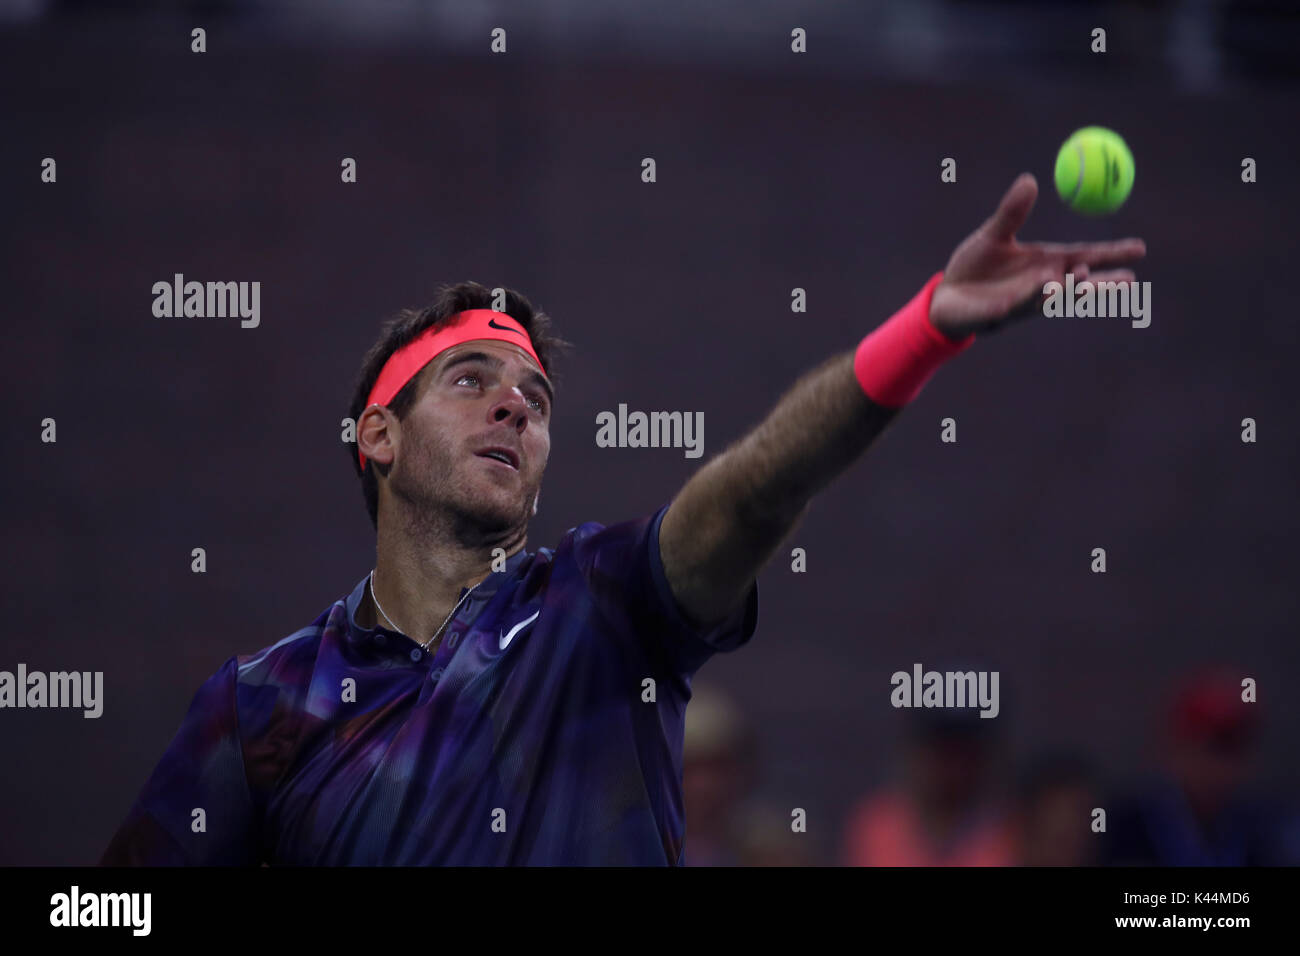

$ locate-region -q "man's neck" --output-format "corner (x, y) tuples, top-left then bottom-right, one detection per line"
(367, 504), (526, 642)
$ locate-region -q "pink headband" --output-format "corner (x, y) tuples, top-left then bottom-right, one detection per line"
(358, 309), (546, 469)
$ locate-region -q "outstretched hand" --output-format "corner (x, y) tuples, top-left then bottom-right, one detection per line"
(928, 173), (1146, 339)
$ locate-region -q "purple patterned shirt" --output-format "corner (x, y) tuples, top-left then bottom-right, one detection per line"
(101, 502), (759, 865)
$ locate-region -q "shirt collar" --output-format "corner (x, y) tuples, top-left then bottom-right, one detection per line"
(345, 546), (531, 637)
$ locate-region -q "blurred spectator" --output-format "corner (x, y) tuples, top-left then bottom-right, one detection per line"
(681, 683), (756, 865)
(1013, 752), (1099, 866)
(842, 707), (1015, 866)
(681, 683), (814, 866)
(1100, 668), (1290, 866)
(732, 802), (815, 867)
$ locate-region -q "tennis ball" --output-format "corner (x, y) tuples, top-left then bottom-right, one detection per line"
(1054, 126), (1134, 215)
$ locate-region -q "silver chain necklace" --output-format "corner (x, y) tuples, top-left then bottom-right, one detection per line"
(369, 569), (477, 651)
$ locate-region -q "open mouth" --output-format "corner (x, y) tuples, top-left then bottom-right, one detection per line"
(475, 448), (519, 470)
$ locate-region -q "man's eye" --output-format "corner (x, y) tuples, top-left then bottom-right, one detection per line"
(456, 374), (545, 412)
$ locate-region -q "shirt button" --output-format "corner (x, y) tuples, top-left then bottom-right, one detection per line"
(409, 648), (422, 662)
(447, 631), (460, 648)
(430, 668), (444, 682)
(374, 633), (386, 646)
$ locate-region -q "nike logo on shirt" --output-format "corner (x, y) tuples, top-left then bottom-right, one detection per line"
(499, 610), (541, 650)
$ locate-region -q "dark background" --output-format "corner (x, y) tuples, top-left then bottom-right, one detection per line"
(2, 0), (1297, 864)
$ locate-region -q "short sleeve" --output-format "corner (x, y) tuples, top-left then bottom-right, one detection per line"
(100, 656), (259, 866)
(575, 502), (759, 677)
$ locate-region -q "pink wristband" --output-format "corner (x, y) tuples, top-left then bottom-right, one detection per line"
(853, 272), (974, 407)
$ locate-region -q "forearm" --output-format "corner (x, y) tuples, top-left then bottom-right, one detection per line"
(660, 274), (971, 625)
(710, 350), (899, 530)
(659, 352), (900, 626)
(680, 272), (967, 533)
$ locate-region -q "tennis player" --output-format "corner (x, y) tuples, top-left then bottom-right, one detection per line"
(101, 174), (1144, 865)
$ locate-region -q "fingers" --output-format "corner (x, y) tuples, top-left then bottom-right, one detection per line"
(1066, 262), (1137, 285)
(982, 173), (1038, 241)
(1038, 237), (1147, 266)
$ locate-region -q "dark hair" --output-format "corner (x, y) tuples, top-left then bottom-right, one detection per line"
(345, 281), (572, 529)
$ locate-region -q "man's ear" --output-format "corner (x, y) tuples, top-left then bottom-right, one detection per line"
(358, 405), (394, 468)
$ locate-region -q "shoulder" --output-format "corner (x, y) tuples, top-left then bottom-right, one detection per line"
(233, 601), (336, 692)
(562, 505), (669, 570)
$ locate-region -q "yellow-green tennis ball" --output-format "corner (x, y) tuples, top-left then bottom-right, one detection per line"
(1054, 126), (1135, 215)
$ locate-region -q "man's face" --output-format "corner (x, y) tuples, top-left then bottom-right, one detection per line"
(385, 339), (551, 534)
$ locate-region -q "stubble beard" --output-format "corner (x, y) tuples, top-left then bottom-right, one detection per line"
(391, 428), (536, 551)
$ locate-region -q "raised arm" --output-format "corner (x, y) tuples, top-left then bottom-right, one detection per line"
(659, 173), (1146, 627)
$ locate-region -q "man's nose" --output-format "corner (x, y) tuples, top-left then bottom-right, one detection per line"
(490, 386), (530, 423)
